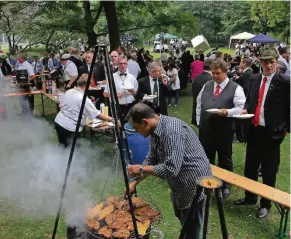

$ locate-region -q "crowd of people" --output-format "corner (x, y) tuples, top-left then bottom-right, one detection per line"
(0, 41), (290, 238)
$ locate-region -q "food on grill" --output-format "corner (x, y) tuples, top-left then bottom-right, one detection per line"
(98, 226), (112, 238)
(87, 196), (160, 238)
(106, 196), (120, 205)
(87, 219), (100, 230)
(87, 202), (104, 220)
(112, 228), (131, 238)
(127, 220), (151, 236)
(98, 204), (115, 220)
(135, 214), (151, 222)
(134, 205), (160, 219)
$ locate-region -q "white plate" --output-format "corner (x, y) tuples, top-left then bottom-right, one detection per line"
(206, 109), (221, 114)
(143, 95), (157, 100)
(233, 114), (254, 119)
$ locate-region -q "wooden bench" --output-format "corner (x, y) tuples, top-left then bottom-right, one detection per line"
(211, 165), (290, 238)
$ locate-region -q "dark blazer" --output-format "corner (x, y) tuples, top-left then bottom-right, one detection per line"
(69, 56), (84, 75)
(245, 72), (290, 139)
(79, 62), (106, 84)
(136, 76), (168, 115)
(237, 68), (253, 97)
(191, 71), (214, 126)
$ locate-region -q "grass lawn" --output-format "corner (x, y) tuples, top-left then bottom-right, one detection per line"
(0, 82), (289, 239)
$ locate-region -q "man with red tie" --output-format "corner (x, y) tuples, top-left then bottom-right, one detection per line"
(196, 59), (246, 198)
(234, 48), (290, 218)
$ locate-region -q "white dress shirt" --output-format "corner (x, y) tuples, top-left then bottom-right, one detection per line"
(55, 88), (100, 132)
(127, 59), (141, 79)
(196, 78), (246, 125)
(15, 61), (35, 77)
(258, 72), (276, 126)
(104, 71), (138, 105)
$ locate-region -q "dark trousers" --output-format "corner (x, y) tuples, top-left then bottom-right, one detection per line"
(199, 126), (233, 189)
(235, 119), (246, 142)
(173, 198), (204, 239)
(55, 122), (75, 147)
(20, 95), (34, 116)
(119, 103), (134, 121)
(168, 90), (180, 105)
(244, 125), (284, 208)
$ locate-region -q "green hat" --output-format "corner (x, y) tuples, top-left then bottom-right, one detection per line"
(259, 48), (279, 60)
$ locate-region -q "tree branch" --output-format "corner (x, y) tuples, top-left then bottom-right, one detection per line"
(95, 21), (176, 37)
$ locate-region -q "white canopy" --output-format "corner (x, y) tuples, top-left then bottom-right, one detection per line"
(229, 32), (255, 49)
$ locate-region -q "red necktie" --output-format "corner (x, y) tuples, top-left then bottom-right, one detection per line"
(253, 77), (268, 126)
(214, 85), (220, 98)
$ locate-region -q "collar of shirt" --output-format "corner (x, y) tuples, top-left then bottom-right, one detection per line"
(214, 77), (229, 90)
(243, 67), (250, 73)
(118, 69), (129, 75)
(262, 71), (276, 82)
(153, 115), (164, 137)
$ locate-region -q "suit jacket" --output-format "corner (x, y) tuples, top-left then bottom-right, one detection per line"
(237, 68), (253, 97)
(191, 71), (214, 126)
(79, 62), (106, 84)
(68, 56), (84, 74)
(245, 72), (290, 139)
(136, 76), (168, 115)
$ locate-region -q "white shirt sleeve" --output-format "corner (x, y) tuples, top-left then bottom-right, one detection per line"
(84, 98), (100, 119)
(227, 85), (246, 117)
(67, 62), (78, 77)
(133, 76), (138, 91)
(26, 63), (35, 77)
(196, 84), (205, 126)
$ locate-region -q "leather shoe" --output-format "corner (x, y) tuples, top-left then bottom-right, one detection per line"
(256, 207), (269, 219)
(223, 189), (230, 198)
(234, 197), (257, 205)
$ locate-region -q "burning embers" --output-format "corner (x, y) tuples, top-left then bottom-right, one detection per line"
(87, 196), (160, 238)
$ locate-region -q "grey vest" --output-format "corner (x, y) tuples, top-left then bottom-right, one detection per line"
(200, 80), (238, 130)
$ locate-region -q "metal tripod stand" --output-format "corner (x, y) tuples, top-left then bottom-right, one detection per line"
(179, 176), (229, 239)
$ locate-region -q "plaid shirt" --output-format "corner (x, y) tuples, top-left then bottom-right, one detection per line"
(143, 115), (212, 209)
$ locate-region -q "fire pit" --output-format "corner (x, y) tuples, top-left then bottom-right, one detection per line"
(67, 196), (161, 239)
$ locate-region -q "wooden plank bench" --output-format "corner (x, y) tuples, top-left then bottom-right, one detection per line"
(211, 165), (290, 238)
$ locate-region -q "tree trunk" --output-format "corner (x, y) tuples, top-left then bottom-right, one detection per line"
(102, 1), (121, 51)
(83, 0), (97, 48)
(7, 35), (13, 55)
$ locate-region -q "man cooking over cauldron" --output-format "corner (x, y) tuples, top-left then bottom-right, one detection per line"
(15, 53), (38, 118)
(126, 102), (212, 239)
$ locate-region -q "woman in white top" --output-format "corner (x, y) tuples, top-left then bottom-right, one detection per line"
(55, 74), (112, 147)
(167, 62), (180, 107)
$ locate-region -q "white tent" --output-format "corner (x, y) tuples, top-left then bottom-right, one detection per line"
(229, 32), (255, 49)
(191, 35), (210, 53)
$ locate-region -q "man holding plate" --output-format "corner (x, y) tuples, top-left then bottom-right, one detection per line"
(234, 48), (290, 219)
(196, 58), (246, 197)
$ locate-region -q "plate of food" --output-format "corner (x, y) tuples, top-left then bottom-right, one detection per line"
(206, 109), (221, 114)
(143, 95), (157, 100)
(233, 114), (254, 119)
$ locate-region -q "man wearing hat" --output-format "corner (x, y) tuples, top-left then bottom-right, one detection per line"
(234, 48), (290, 219)
(60, 54), (78, 90)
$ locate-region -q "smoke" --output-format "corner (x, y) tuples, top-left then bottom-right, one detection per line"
(0, 116), (117, 231)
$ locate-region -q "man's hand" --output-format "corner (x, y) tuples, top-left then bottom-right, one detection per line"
(127, 164), (142, 176)
(218, 109), (228, 117)
(161, 74), (168, 85)
(66, 83), (71, 89)
(241, 109), (248, 114)
(124, 181), (137, 199)
(117, 93), (122, 98)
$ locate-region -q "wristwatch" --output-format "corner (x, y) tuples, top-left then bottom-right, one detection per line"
(139, 165), (144, 177)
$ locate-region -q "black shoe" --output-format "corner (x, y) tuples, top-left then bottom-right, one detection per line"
(234, 197), (257, 205)
(256, 207), (269, 219)
(223, 189), (230, 198)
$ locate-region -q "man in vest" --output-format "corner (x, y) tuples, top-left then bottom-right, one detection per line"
(60, 54), (78, 90)
(196, 59), (246, 197)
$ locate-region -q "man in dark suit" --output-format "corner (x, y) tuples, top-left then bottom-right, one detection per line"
(191, 58), (213, 126)
(68, 48), (84, 75)
(136, 60), (168, 115)
(235, 57), (253, 142)
(234, 48), (290, 219)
